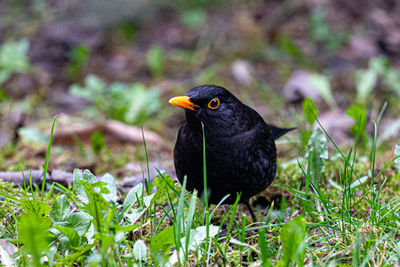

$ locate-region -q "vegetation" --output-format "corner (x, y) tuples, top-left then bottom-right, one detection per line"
(1, 0), (400, 266)
(69, 75), (160, 125)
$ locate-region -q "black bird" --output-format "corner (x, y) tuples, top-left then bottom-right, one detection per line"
(169, 85), (294, 206)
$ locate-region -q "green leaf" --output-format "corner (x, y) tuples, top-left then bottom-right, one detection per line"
(168, 225), (219, 265)
(308, 9), (347, 52)
(355, 68), (377, 104)
(309, 10), (330, 42)
(302, 97), (319, 125)
(86, 253), (102, 266)
(395, 145), (400, 174)
(124, 206), (147, 224)
(309, 73), (337, 108)
(73, 172), (114, 234)
(146, 45), (164, 78)
(278, 216), (306, 266)
(90, 132), (105, 156)
(278, 35), (305, 64)
(0, 39), (30, 75)
(18, 127), (48, 145)
(346, 104), (367, 147)
(329, 179), (343, 191)
(183, 225), (219, 251)
(349, 176), (368, 190)
(353, 231), (361, 266)
(50, 195), (70, 222)
(184, 191), (198, 257)
(258, 228), (273, 267)
(70, 74), (161, 125)
(382, 67), (400, 93)
(49, 227), (71, 250)
(305, 128), (328, 185)
(116, 223), (139, 233)
(150, 226), (175, 256)
(301, 130), (313, 148)
(123, 183), (143, 209)
(73, 169), (87, 204)
(69, 75), (106, 100)
(123, 83), (160, 125)
(66, 211), (93, 236)
(82, 169), (98, 183)
(133, 240), (147, 262)
(369, 56), (388, 75)
(0, 85), (8, 100)
(55, 226), (80, 247)
(67, 45), (90, 81)
(180, 8), (207, 29)
(18, 214), (51, 266)
(20, 199), (51, 219)
(154, 174), (176, 201)
(143, 193), (155, 207)
(81, 188), (109, 232)
(73, 169), (98, 205)
(59, 244), (96, 265)
(101, 173), (117, 203)
(0, 71), (11, 85)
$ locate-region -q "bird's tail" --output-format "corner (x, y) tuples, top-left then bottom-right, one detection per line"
(268, 124), (296, 140)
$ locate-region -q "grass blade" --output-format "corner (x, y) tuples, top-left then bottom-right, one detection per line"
(41, 115), (57, 202)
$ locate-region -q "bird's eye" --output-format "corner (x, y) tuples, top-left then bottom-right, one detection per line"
(208, 98), (220, 110)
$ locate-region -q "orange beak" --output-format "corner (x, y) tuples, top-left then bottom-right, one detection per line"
(169, 96), (199, 111)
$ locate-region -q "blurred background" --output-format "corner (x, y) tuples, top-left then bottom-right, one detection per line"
(1, 0), (400, 178)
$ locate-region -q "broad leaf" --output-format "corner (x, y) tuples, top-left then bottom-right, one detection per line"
(133, 240), (147, 262)
(302, 97), (319, 125)
(55, 226), (80, 247)
(50, 195), (70, 222)
(305, 128), (328, 185)
(309, 73), (336, 108)
(181, 225), (219, 252)
(278, 216), (306, 266)
(356, 68), (377, 104)
(168, 225), (219, 266)
(150, 226), (175, 256)
(124, 206), (147, 224)
(101, 173), (117, 203)
(66, 211), (93, 236)
(143, 193), (155, 207)
(73, 169), (88, 204)
(0, 39), (30, 74)
(350, 176), (368, 190)
(116, 223), (139, 234)
(123, 183), (143, 209)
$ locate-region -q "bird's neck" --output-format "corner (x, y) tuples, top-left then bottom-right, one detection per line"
(185, 111), (203, 133)
(184, 109), (250, 138)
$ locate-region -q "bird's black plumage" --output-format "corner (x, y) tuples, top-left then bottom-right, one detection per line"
(170, 85), (293, 204)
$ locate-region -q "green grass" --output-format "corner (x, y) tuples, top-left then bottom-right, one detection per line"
(2, 2), (400, 265)
(1, 107), (400, 266)
(0, 102), (400, 266)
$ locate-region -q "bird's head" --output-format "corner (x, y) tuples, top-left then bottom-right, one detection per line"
(169, 85), (246, 136)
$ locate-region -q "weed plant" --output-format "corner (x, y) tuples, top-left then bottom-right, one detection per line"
(1, 105), (400, 266)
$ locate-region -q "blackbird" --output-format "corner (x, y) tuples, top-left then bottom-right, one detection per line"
(169, 85), (294, 205)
